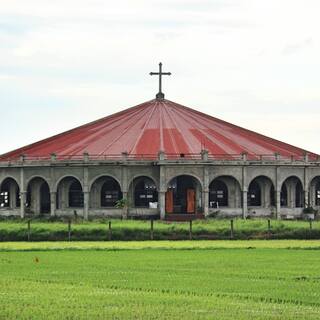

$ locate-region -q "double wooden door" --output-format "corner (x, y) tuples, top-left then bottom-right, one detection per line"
(165, 189), (195, 214)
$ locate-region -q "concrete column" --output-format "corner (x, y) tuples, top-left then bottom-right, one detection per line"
(242, 190), (248, 219)
(276, 190), (281, 219)
(19, 167), (25, 217)
(9, 183), (17, 209)
(203, 190), (209, 216)
(20, 191), (26, 218)
(304, 190), (309, 208)
(83, 191), (89, 220)
(304, 166), (309, 208)
(122, 191), (128, 218)
(203, 166), (209, 216)
(50, 192), (56, 216)
(83, 166), (89, 220)
(159, 191), (166, 219)
(159, 165), (166, 220)
(289, 184), (295, 208)
(242, 165), (247, 219)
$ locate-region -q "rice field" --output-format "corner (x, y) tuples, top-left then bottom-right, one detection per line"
(1, 240), (320, 319)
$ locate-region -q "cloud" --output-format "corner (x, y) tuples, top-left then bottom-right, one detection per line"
(0, 0), (320, 154)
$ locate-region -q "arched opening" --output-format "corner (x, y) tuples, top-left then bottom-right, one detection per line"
(56, 177), (83, 209)
(69, 181), (84, 207)
(89, 176), (122, 208)
(209, 176), (242, 211)
(26, 177), (50, 214)
(280, 184), (287, 206)
(248, 180), (261, 206)
(248, 176), (275, 207)
(0, 178), (20, 209)
(132, 176), (158, 208)
(209, 179), (228, 207)
(316, 180), (320, 206)
(309, 176), (320, 208)
(166, 175), (202, 214)
(281, 176), (304, 208)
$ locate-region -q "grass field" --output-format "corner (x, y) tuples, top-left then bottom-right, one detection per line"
(0, 218), (320, 241)
(1, 240), (320, 319)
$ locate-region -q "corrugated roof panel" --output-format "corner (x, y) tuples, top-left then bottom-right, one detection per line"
(0, 98), (318, 160)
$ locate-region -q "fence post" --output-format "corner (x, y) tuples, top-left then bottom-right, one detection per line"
(309, 220), (312, 230)
(189, 220), (193, 240)
(68, 219), (71, 241)
(108, 221), (112, 241)
(230, 219), (234, 239)
(27, 220), (31, 242)
(268, 219), (271, 235)
(150, 219), (154, 240)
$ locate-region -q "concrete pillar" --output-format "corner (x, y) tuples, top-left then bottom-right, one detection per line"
(276, 190), (281, 219)
(20, 191), (26, 218)
(9, 183), (17, 209)
(203, 190), (209, 216)
(159, 191), (166, 219)
(20, 167), (25, 217)
(159, 165), (166, 220)
(203, 166), (209, 216)
(83, 192), (89, 220)
(304, 190), (309, 208)
(201, 149), (209, 161)
(50, 192), (56, 216)
(122, 191), (128, 218)
(242, 190), (248, 219)
(242, 165), (247, 219)
(289, 184), (295, 208)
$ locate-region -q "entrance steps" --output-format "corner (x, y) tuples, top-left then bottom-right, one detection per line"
(165, 213), (205, 221)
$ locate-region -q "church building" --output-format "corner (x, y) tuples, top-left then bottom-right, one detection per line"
(1, 64), (320, 220)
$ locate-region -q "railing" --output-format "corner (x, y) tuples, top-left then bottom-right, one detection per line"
(0, 152), (319, 164)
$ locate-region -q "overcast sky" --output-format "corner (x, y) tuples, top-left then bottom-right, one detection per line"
(0, 0), (319, 155)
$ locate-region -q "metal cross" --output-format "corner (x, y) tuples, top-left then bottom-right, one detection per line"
(150, 62), (171, 100)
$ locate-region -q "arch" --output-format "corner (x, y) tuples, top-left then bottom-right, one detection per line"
(316, 180), (320, 206)
(89, 174), (121, 192)
(90, 175), (122, 208)
(26, 177), (51, 214)
(69, 180), (84, 207)
(280, 184), (288, 206)
(26, 175), (51, 192)
(0, 176), (20, 190)
(54, 175), (83, 193)
(209, 175), (242, 208)
(247, 175), (275, 207)
(0, 177), (20, 209)
(130, 176), (158, 208)
(128, 174), (159, 192)
(281, 176), (304, 208)
(309, 176), (320, 207)
(166, 173), (203, 190)
(56, 176), (84, 209)
(166, 175), (202, 214)
(209, 179), (228, 207)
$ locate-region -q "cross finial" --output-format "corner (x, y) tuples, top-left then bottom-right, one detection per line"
(150, 62), (171, 100)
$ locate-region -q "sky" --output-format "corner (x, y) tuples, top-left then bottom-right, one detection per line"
(0, 0), (319, 155)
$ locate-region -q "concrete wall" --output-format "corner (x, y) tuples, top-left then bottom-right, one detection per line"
(0, 159), (319, 219)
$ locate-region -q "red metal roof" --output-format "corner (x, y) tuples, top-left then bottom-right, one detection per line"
(0, 99), (318, 161)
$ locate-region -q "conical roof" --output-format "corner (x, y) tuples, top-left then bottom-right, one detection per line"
(0, 99), (318, 161)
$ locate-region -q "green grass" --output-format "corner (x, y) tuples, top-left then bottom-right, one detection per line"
(1, 241), (320, 319)
(0, 218), (319, 241)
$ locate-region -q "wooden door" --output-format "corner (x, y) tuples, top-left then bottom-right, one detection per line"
(187, 189), (195, 213)
(165, 190), (174, 213)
